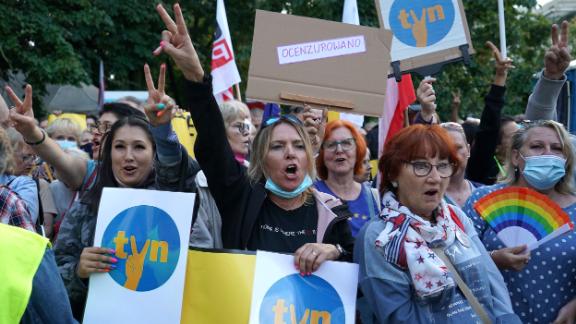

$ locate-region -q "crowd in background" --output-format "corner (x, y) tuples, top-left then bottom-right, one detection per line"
(1, 3), (575, 324)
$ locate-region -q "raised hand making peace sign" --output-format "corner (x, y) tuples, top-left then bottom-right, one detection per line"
(153, 3), (204, 82)
(143, 63), (177, 127)
(5, 85), (44, 143)
(544, 20), (571, 80)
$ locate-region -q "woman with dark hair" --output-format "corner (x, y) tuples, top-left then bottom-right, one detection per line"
(52, 79), (189, 318)
(355, 124), (519, 323)
(6, 82), (146, 195)
(153, 3), (353, 276)
(315, 120), (379, 237)
(54, 116), (157, 318)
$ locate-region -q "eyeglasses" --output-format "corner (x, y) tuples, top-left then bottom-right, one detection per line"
(262, 114), (304, 129)
(89, 122), (113, 134)
(404, 160), (454, 178)
(230, 121), (251, 135)
(322, 138), (356, 152)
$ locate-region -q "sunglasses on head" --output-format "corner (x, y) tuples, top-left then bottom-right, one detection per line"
(262, 114), (304, 129)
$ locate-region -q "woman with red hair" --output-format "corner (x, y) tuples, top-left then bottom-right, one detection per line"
(315, 120), (379, 237)
(355, 124), (519, 323)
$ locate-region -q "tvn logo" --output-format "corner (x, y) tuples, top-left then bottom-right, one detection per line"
(389, 0), (456, 47)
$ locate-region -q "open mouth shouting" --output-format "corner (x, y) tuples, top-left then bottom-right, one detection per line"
(285, 164), (299, 179)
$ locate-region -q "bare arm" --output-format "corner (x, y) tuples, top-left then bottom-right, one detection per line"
(6, 85), (87, 190)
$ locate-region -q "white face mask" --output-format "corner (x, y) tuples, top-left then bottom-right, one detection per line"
(56, 140), (78, 150)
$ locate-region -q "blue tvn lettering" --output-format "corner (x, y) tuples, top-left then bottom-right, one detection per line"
(101, 205), (180, 292)
(260, 274), (345, 324)
(389, 0), (455, 47)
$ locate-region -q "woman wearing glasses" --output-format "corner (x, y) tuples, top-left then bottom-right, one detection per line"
(315, 120), (379, 237)
(463, 120), (576, 324)
(355, 124), (519, 323)
(219, 100), (252, 167)
(152, 3), (353, 275)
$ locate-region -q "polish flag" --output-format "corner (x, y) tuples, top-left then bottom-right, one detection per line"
(211, 0), (241, 103)
(378, 74), (416, 158)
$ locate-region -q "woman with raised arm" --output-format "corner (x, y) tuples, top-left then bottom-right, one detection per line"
(35, 65), (195, 319)
(463, 120), (576, 324)
(6, 84), (145, 196)
(152, 3), (353, 275)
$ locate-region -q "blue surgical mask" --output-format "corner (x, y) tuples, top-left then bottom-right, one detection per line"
(265, 175), (313, 199)
(521, 154), (566, 190)
(56, 140), (78, 150)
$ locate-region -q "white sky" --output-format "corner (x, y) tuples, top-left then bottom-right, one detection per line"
(537, 0), (553, 5)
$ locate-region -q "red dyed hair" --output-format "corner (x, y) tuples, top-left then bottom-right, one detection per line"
(378, 124), (460, 194)
(316, 120), (367, 180)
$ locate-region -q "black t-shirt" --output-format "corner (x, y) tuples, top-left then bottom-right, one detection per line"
(247, 197), (319, 253)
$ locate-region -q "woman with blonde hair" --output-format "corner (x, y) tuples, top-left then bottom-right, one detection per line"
(153, 3), (354, 275)
(464, 120), (576, 323)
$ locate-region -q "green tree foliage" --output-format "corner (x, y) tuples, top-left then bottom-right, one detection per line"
(0, 0), (568, 119)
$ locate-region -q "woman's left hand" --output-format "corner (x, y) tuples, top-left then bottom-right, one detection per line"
(553, 298), (576, 324)
(143, 63), (176, 127)
(294, 243), (340, 275)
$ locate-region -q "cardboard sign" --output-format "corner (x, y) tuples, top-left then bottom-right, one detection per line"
(83, 188), (195, 324)
(247, 10), (392, 117)
(249, 251), (359, 324)
(375, 0), (474, 73)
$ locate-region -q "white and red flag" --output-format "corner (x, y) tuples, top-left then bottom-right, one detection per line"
(211, 0), (241, 103)
(378, 74), (416, 158)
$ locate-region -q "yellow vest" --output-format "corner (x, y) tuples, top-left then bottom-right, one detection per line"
(0, 224), (49, 323)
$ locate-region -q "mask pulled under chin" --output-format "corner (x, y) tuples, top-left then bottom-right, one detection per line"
(265, 175), (313, 199)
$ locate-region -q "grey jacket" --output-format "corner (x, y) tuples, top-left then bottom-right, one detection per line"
(525, 72), (566, 121)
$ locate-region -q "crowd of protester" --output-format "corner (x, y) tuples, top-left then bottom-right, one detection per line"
(1, 3), (575, 323)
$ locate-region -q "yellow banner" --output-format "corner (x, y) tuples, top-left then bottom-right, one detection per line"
(171, 112), (196, 158)
(327, 111), (340, 123)
(181, 250), (256, 323)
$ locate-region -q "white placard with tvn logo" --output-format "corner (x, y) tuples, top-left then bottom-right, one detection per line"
(375, 0), (474, 72)
(249, 251), (359, 324)
(83, 188), (194, 324)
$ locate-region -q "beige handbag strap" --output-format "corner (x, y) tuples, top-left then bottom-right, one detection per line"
(431, 247), (492, 324)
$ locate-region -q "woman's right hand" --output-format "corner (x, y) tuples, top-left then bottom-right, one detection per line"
(76, 247), (117, 278)
(491, 245), (530, 271)
(154, 3), (204, 82)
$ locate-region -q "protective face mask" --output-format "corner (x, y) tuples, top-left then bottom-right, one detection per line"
(56, 140), (78, 150)
(521, 154), (566, 190)
(265, 175), (313, 199)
